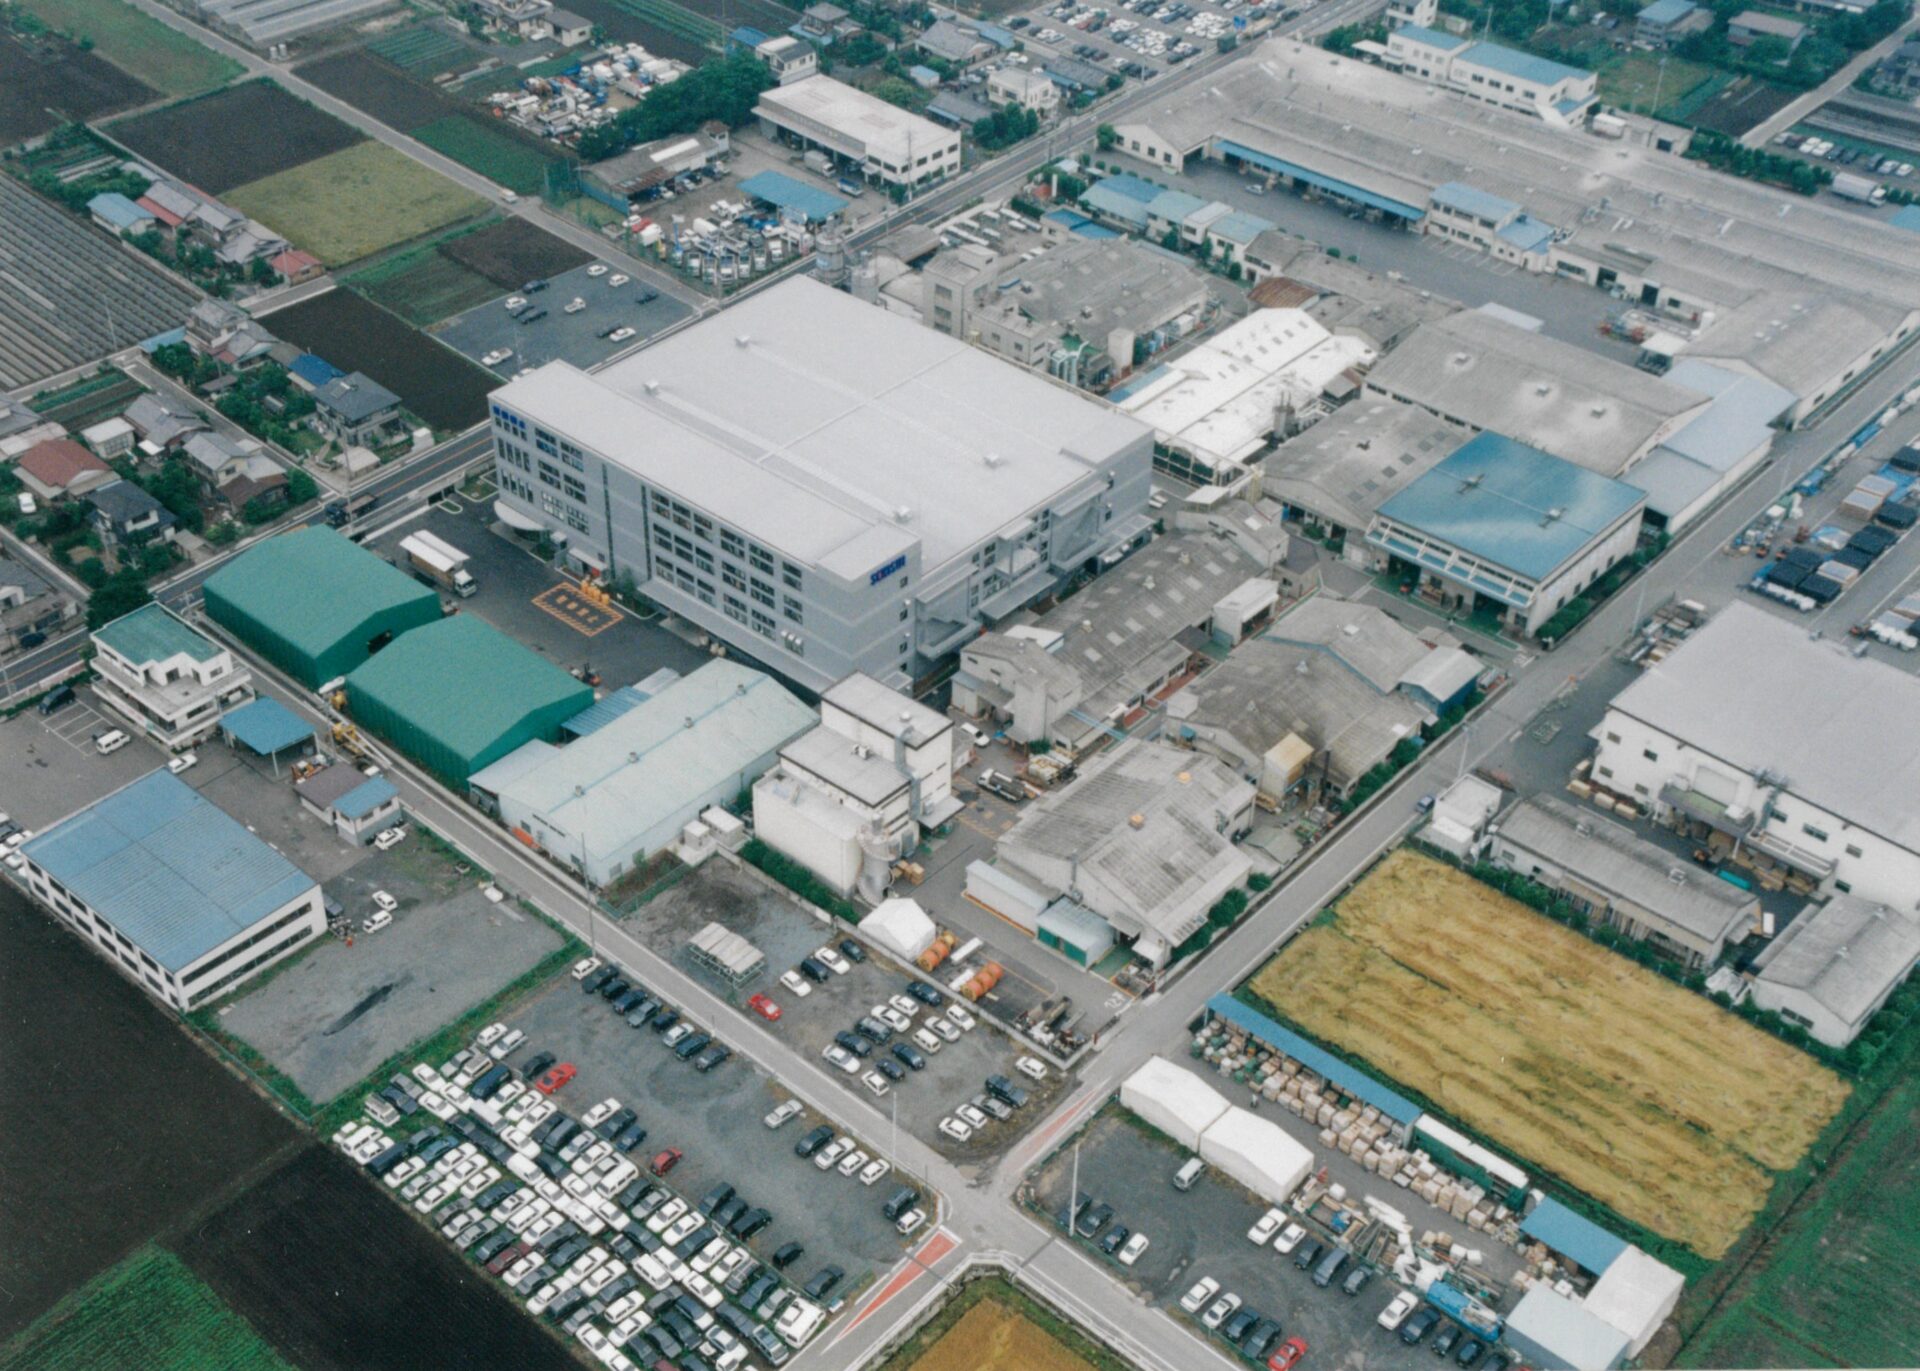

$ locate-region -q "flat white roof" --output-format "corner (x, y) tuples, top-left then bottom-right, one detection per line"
(755, 75), (956, 167)
(493, 277), (1149, 576)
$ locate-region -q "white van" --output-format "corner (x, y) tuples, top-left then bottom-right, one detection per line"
(95, 729), (130, 755)
(1173, 1157), (1205, 1191)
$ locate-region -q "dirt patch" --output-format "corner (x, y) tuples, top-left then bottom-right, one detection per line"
(296, 48), (450, 132)
(171, 1145), (575, 1371)
(264, 287), (497, 431)
(224, 140), (486, 268)
(1253, 849), (1850, 1259)
(107, 79), (363, 193)
(440, 217), (591, 289)
(0, 30), (154, 145)
(909, 1299), (1097, 1371)
(1687, 75), (1799, 139)
(0, 887), (293, 1342)
(350, 241), (504, 326)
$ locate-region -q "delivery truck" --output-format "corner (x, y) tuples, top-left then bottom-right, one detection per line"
(399, 530), (477, 597)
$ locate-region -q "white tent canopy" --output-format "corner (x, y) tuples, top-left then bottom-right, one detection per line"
(863, 897), (937, 961)
(1581, 1246), (1685, 1356)
(1199, 1106), (1314, 1205)
(1120, 1056), (1230, 1151)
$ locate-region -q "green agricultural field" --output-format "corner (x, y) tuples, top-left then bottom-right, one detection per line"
(0, 1244), (293, 1371)
(225, 141), (487, 267)
(1599, 51), (1717, 119)
(413, 114), (560, 195)
(1680, 1051), (1920, 1368)
(19, 0), (241, 97)
(368, 24), (472, 73)
(349, 233), (505, 326)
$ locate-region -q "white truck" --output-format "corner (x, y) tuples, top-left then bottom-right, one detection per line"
(400, 530), (478, 597)
(1831, 171), (1886, 204)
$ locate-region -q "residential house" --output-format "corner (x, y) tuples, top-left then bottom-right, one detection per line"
(1728, 10), (1806, 51)
(270, 248), (324, 284)
(181, 432), (262, 489)
(185, 299), (278, 368)
(86, 480), (177, 554)
(757, 34), (820, 83)
(793, 2), (858, 44)
(0, 555), (75, 653)
(287, 354), (345, 394)
(16, 438), (115, 500)
(88, 192), (156, 236)
(91, 602), (253, 750)
(988, 66), (1062, 114)
(219, 454), (291, 514)
(549, 7), (593, 42)
(1635, 0), (1712, 46)
(917, 18), (992, 64)
(1870, 36), (1920, 96)
(80, 418), (137, 460)
(313, 373), (403, 446)
(123, 394), (209, 453)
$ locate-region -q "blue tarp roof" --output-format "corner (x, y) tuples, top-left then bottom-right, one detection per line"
(335, 774), (399, 821)
(1217, 140), (1427, 221)
(1092, 172), (1163, 203)
(1146, 188), (1209, 222)
(89, 192), (153, 231)
(1520, 1197), (1628, 1275)
(1209, 209), (1275, 242)
(730, 25), (769, 46)
(1083, 183), (1154, 227)
(1889, 204), (1920, 234)
(1433, 181), (1519, 223)
(1207, 993), (1424, 1124)
(1044, 208), (1120, 238)
(563, 684), (654, 738)
(1461, 40), (1591, 87)
(1373, 432), (1646, 582)
(1396, 22), (1471, 49)
(22, 770), (315, 972)
(288, 353), (344, 388)
(221, 697), (316, 755)
(736, 170), (848, 222)
(1498, 214), (1555, 253)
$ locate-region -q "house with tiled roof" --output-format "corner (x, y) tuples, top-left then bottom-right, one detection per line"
(17, 438), (115, 500)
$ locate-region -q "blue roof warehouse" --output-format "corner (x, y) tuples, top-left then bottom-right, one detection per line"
(20, 770), (325, 1012)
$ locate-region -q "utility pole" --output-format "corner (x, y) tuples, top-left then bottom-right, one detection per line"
(1067, 1139), (1081, 1230)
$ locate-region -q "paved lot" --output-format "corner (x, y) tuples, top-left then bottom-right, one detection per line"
(498, 968), (916, 1298)
(0, 685), (166, 828)
(436, 260), (690, 375)
(365, 500), (711, 689)
(1031, 1107), (1445, 1371)
(217, 815), (562, 1102)
(628, 861), (1077, 1166)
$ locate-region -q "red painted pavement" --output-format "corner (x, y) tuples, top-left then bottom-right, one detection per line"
(833, 1228), (961, 1341)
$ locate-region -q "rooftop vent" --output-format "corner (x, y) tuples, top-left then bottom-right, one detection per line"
(644, 379), (661, 394)
(895, 505), (914, 522)
(1590, 403), (1608, 417)
(1542, 506), (1564, 526)
(1535, 383), (1552, 396)
(735, 334), (752, 347)
(1128, 812), (1146, 829)
(984, 452), (1003, 468)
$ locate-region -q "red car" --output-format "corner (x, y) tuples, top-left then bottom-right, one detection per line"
(748, 993), (782, 1022)
(533, 1062), (577, 1095)
(649, 1147), (683, 1177)
(1268, 1336), (1308, 1371)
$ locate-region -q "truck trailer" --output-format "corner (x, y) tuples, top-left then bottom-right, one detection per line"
(399, 530), (478, 597)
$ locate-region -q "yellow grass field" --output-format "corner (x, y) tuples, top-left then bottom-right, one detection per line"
(225, 142), (484, 267)
(907, 1299), (1097, 1371)
(1254, 850), (1849, 1258)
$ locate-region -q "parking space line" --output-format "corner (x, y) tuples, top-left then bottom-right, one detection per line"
(530, 583), (622, 636)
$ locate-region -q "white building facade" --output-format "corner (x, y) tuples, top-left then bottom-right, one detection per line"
(91, 603), (254, 751)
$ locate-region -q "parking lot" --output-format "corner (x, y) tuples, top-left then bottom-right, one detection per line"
(1031, 1106), (1458, 1371)
(437, 259), (690, 376)
(365, 500), (711, 690)
(0, 683), (166, 830)
(1012, 0), (1299, 82)
(624, 861), (1076, 1164)
(495, 964), (918, 1297)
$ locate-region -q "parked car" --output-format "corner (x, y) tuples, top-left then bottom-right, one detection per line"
(1248, 1207), (1286, 1245)
(1432, 1323), (1461, 1358)
(793, 1125), (833, 1158)
(649, 1147), (683, 1176)
(1268, 1336), (1309, 1371)
(838, 939), (866, 963)
(1201, 1293), (1242, 1330)
(905, 979), (945, 1006)
(770, 1241), (804, 1269)
(748, 993), (782, 1021)
(1400, 1308), (1440, 1345)
(1118, 1232), (1150, 1266)
(1181, 1277), (1220, 1313)
(765, 1101), (804, 1129)
(779, 970), (812, 998)
(1378, 1291), (1418, 1331)
(534, 1063), (576, 1095)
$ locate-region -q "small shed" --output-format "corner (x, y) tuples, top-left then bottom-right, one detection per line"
(688, 920), (767, 984)
(1037, 898), (1115, 966)
(295, 762), (402, 844)
(220, 697), (318, 770)
(737, 170), (849, 223)
(1503, 1286), (1629, 1371)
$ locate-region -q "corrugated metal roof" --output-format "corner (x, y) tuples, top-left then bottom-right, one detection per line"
(563, 685), (654, 739)
(1433, 181), (1519, 223)
(1520, 1196), (1628, 1275)
(1373, 432), (1646, 582)
(1506, 1286), (1629, 1371)
(1206, 992), (1424, 1123)
(737, 171), (849, 223)
(221, 697), (316, 755)
(1395, 22), (1471, 49)
(335, 775), (399, 821)
(23, 770), (316, 972)
(1459, 40), (1591, 87)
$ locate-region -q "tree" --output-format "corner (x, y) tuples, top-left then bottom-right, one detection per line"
(579, 53), (775, 161)
(285, 467), (318, 506)
(87, 568), (153, 629)
(1097, 122), (1118, 150)
(249, 256), (280, 286)
(872, 76), (931, 111)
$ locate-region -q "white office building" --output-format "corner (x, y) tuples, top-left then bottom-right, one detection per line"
(488, 277), (1154, 693)
(91, 603), (254, 751)
(754, 75), (961, 189)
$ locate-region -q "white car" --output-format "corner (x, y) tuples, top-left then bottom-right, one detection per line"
(858, 1158), (892, 1186)
(564, 296), (587, 314)
(374, 825), (407, 851)
(945, 1005), (976, 1032)
(888, 994), (920, 1019)
(955, 1103), (988, 1130)
(836, 1148), (870, 1177)
(861, 1070), (891, 1098)
(583, 1097), (622, 1128)
(662, 1023), (694, 1047)
(588, 264), (609, 277)
(489, 1028), (526, 1060)
(928, 1016), (961, 1043)
(505, 295), (527, 311)
(814, 946), (850, 975)
(476, 1022), (507, 1048)
(961, 722), (991, 749)
(1015, 1055), (1048, 1081)
(938, 1116), (972, 1142)
(896, 1207), (925, 1236)
(764, 1100), (804, 1129)
(813, 1138), (852, 1171)
(167, 751), (197, 774)
(912, 1028), (943, 1055)
(690, 1237), (728, 1273)
(371, 890), (398, 913)
(1118, 1232), (1150, 1266)
(821, 1043), (858, 1073)
(1180, 1277), (1219, 1314)
(874, 1005), (913, 1034)
(362, 910), (392, 934)
(1378, 1290), (1419, 1331)
(1247, 1208), (1285, 1245)
(1273, 1222), (1307, 1255)
(481, 348), (514, 367)
(1201, 1292), (1241, 1330)
(608, 274), (630, 286)
(607, 327), (636, 342)
(780, 969), (812, 998)
(571, 955), (604, 981)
